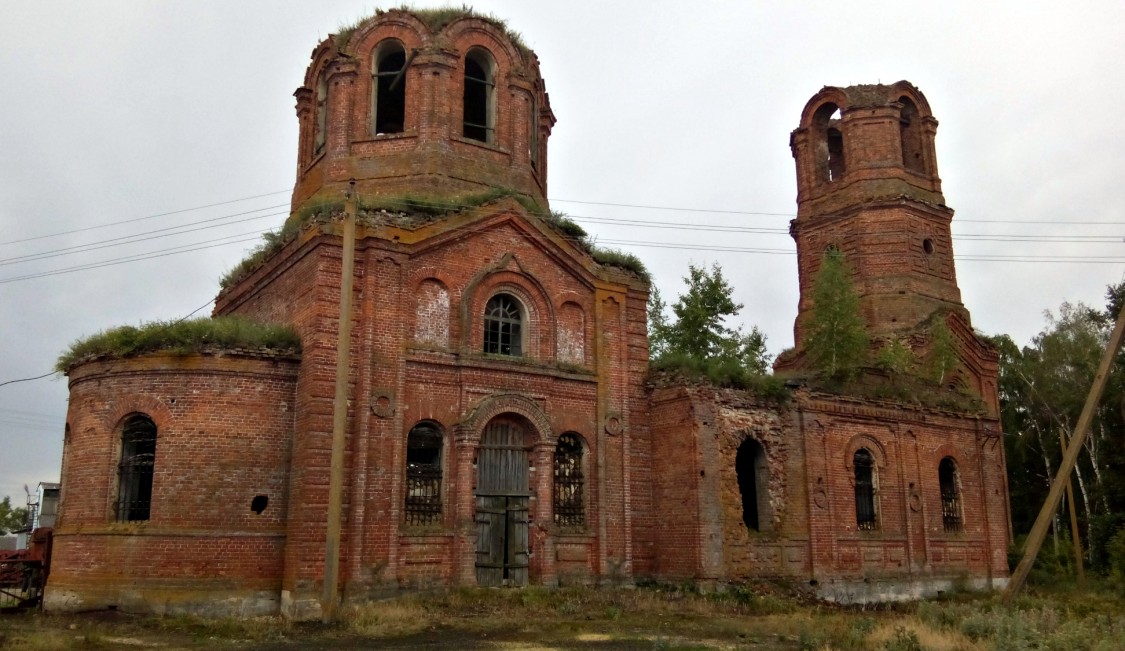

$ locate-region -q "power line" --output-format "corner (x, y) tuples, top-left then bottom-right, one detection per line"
(551, 198), (795, 217)
(0, 372), (55, 389)
(0, 233), (262, 285)
(0, 208), (287, 267)
(0, 190), (290, 247)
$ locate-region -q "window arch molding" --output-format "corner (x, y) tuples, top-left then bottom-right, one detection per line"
(461, 266), (555, 359)
(842, 434), (887, 474)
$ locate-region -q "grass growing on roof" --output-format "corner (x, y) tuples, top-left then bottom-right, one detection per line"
(649, 352), (790, 401)
(57, 317), (301, 371)
(334, 5), (530, 56)
(221, 189), (649, 288)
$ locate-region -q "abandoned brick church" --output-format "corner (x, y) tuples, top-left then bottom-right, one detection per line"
(44, 9), (1011, 617)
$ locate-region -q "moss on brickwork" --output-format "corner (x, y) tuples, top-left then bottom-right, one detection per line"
(648, 358), (790, 402)
(220, 191), (648, 290)
(57, 316), (301, 371)
(335, 6), (531, 56)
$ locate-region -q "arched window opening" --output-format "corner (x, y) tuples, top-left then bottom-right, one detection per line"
(827, 126), (845, 181)
(405, 422), (443, 526)
(529, 94), (539, 171)
(483, 293), (523, 356)
(463, 48), (495, 143)
(117, 414), (157, 522)
(939, 457), (963, 532)
(736, 438), (771, 532)
(553, 433), (585, 527)
(314, 74), (328, 155)
(814, 103), (846, 183)
(899, 96), (925, 173)
(373, 41), (407, 135)
(854, 448), (877, 531)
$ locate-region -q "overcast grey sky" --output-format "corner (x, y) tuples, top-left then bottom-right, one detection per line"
(2, 1), (1124, 503)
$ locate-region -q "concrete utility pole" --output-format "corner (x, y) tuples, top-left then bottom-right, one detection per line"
(1004, 301), (1125, 601)
(322, 180), (357, 621)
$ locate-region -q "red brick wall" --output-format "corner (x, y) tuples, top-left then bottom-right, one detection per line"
(645, 384), (1010, 596)
(45, 353), (298, 615)
(211, 199), (648, 615)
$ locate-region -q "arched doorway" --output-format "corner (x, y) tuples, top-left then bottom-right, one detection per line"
(475, 417), (531, 586)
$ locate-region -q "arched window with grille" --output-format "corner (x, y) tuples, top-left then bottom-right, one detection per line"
(372, 40), (406, 135)
(463, 47), (496, 143)
(554, 433), (584, 527)
(854, 448), (877, 531)
(117, 414), (157, 522)
(483, 293), (523, 356)
(405, 422), (442, 526)
(939, 456), (963, 532)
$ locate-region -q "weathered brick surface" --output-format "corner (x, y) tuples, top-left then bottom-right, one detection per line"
(45, 15), (1009, 615)
(291, 10), (554, 214)
(45, 354), (298, 615)
(648, 384), (1009, 598)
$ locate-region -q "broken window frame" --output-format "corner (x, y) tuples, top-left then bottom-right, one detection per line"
(939, 456), (963, 533)
(854, 448), (878, 531)
(404, 422), (443, 526)
(483, 293), (523, 356)
(116, 414), (157, 522)
(463, 47), (496, 144)
(553, 433), (585, 527)
(372, 39), (407, 135)
(314, 74), (328, 155)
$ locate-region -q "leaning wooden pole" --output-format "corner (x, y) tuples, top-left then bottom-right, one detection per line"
(1004, 301), (1125, 601)
(322, 180), (357, 621)
(1059, 430), (1085, 581)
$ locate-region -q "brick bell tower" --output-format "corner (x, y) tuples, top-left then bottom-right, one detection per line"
(290, 8), (555, 215)
(778, 82), (999, 410)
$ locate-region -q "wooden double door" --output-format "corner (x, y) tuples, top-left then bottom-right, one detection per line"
(475, 420), (531, 586)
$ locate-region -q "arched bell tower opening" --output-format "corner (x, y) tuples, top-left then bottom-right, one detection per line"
(778, 82), (1000, 413)
(783, 82), (966, 353)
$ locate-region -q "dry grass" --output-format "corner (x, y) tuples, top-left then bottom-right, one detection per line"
(4, 584), (1125, 650)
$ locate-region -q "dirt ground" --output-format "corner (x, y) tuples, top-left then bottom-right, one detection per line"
(0, 608), (800, 650)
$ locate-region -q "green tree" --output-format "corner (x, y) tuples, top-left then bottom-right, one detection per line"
(651, 262), (770, 373)
(0, 496), (28, 535)
(875, 338), (915, 376)
(927, 318), (959, 385)
(647, 285), (671, 360)
(805, 250), (868, 378)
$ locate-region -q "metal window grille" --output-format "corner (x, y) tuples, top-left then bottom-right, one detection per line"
(554, 434), (584, 527)
(483, 295), (522, 356)
(854, 449), (877, 531)
(117, 415), (156, 522)
(939, 457), (963, 533)
(463, 52), (495, 143)
(405, 424), (442, 526)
